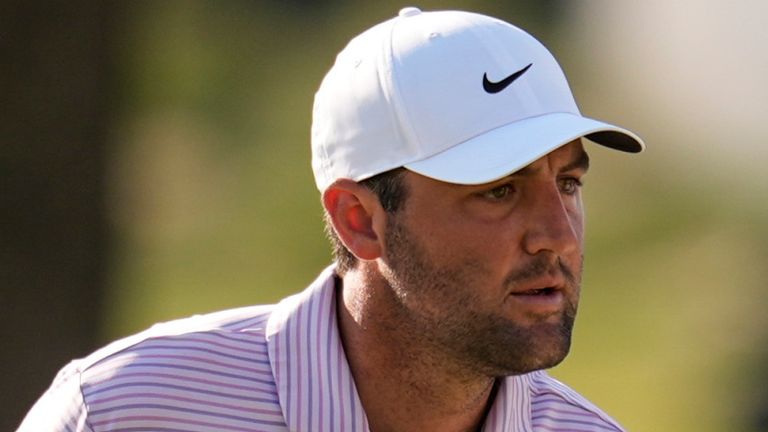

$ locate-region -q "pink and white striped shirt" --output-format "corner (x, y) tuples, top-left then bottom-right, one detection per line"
(19, 266), (625, 431)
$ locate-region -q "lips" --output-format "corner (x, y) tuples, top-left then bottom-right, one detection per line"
(507, 279), (568, 315)
(510, 286), (561, 298)
(520, 287), (556, 295)
(508, 276), (566, 296)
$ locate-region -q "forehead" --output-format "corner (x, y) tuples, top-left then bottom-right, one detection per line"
(533, 139), (586, 166)
(514, 140), (588, 177)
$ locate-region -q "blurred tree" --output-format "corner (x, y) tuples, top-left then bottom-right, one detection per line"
(0, 1), (120, 428)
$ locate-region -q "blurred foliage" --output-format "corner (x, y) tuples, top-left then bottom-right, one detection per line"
(96, 1), (767, 431)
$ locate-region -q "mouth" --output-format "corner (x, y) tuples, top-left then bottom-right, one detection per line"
(507, 286), (565, 314)
(517, 287), (558, 296)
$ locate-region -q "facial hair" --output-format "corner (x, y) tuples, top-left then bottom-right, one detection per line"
(381, 214), (580, 377)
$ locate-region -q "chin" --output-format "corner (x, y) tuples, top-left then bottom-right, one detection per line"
(533, 346), (571, 370)
(519, 344), (571, 374)
(486, 323), (574, 376)
(530, 323), (573, 368)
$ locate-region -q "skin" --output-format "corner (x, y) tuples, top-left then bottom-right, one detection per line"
(323, 140), (589, 432)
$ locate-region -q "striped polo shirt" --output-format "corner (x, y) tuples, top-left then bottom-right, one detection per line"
(19, 266), (625, 431)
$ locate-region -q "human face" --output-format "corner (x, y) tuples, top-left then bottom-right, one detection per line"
(379, 140), (587, 377)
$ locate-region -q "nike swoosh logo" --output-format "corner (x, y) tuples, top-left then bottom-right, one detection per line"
(482, 63), (533, 94)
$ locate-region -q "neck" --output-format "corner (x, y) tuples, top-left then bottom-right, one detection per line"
(337, 269), (498, 432)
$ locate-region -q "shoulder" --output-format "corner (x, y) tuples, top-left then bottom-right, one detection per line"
(80, 304), (276, 371)
(61, 305), (287, 431)
(527, 370), (625, 432)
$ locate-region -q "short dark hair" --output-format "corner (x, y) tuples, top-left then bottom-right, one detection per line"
(324, 168), (408, 275)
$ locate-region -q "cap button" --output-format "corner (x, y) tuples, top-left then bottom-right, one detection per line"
(399, 7), (422, 17)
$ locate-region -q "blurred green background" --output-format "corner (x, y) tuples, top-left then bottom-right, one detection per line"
(3, 1), (767, 430)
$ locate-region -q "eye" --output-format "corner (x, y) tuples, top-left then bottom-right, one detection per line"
(559, 177), (583, 195)
(481, 183), (516, 201)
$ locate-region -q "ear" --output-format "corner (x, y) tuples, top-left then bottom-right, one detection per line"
(322, 179), (385, 261)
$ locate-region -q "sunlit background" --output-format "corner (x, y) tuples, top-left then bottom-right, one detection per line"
(4, 1), (767, 430)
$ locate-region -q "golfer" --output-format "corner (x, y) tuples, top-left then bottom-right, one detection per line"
(19, 8), (644, 431)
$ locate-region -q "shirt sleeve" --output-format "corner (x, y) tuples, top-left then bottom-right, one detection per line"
(16, 361), (93, 432)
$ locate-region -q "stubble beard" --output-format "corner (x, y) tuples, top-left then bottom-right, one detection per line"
(382, 215), (580, 378)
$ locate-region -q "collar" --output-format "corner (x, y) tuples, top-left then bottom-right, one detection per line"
(266, 265), (532, 432)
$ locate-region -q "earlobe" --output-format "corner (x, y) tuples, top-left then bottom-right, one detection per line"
(322, 179), (383, 261)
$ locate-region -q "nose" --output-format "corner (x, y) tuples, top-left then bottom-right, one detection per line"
(522, 182), (582, 257)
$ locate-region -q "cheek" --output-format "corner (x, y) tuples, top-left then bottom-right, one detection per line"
(406, 214), (507, 279)
(406, 208), (478, 257)
(437, 218), (524, 266)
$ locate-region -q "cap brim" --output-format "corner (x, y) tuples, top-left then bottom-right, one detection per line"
(403, 112), (645, 185)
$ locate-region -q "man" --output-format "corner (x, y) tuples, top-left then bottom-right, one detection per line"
(19, 7), (644, 432)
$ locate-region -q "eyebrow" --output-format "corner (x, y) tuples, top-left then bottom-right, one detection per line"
(560, 150), (590, 173)
(514, 149), (590, 177)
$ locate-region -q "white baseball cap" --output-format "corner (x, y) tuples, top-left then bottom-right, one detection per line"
(311, 7), (644, 191)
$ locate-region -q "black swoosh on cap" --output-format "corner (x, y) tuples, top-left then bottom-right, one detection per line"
(482, 63), (533, 94)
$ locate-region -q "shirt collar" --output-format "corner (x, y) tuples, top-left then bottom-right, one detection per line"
(483, 375), (533, 431)
(266, 265), (532, 432)
(266, 265), (369, 431)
